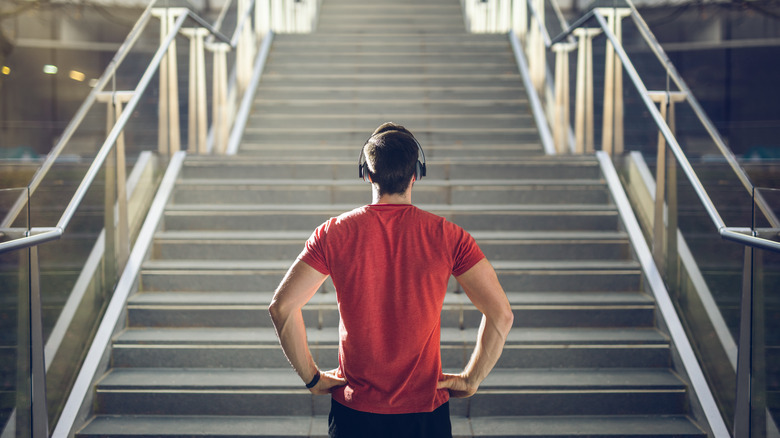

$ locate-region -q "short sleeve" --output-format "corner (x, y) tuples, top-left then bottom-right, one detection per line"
(297, 220), (332, 275)
(450, 224), (485, 276)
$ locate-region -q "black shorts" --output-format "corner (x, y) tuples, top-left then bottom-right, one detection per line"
(328, 399), (453, 438)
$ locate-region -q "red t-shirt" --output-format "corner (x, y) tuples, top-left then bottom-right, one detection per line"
(298, 203), (485, 414)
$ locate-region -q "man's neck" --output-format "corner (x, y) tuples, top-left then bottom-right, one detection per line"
(371, 184), (413, 205)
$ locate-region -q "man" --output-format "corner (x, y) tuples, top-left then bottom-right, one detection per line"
(269, 122), (514, 438)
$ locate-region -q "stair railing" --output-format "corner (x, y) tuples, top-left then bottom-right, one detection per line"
(465, 1), (780, 436)
(0, 1), (320, 436)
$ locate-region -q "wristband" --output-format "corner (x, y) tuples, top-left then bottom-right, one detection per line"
(305, 371), (321, 389)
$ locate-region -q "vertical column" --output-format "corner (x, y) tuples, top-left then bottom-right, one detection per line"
(573, 28), (600, 154)
(210, 43), (230, 154)
(597, 8), (630, 156)
(153, 8), (184, 157)
(165, 9), (182, 155)
(183, 28), (209, 154)
(512, 0), (527, 42)
(553, 42), (576, 154)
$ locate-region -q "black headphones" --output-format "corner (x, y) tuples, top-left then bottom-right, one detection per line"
(358, 130), (427, 182)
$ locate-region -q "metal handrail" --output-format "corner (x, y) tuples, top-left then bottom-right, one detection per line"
(0, 2), (246, 256)
(0, 1), (156, 231)
(526, 3), (780, 252)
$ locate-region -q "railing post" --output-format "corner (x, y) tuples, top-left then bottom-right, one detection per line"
(257, 0), (271, 37)
(649, 91), (684, 286)
(597, 8), (630, 157)
(498, 0), (511, 32)
(29, 245), (48, 438)
(527, 0), (545, 95)
(734, 245), (753, 437)
(553, 42), (576, 154)
(182, 28), (209, 155)
(98, 91), (133, 280)
(573, 28), (600, 154)
(237, 0), (256, 93)
(153, 8), (185, 157)
(210, 42), (231, 154)
(512, 0), (527, 42)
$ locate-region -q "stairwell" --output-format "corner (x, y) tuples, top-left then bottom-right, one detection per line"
(75, 0), (710, 436)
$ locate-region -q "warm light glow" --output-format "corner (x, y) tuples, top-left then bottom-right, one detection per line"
(69, 70), (86, 82)
(1, 66), (9, 75)
(43, 65), (58, 74)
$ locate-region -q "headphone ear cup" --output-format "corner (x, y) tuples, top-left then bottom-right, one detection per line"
(361, 162), (370, 182)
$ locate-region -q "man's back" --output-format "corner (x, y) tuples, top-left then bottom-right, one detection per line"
(299, 203), (484, 414)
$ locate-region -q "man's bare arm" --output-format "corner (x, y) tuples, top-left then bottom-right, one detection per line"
(438, 258), (513, 397)
(269, 259), (347, 394)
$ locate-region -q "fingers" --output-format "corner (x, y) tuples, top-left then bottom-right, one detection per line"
(437, 373), (477, 398)
(309, 369), (348, 395)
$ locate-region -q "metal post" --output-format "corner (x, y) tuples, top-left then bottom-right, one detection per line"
(257, 0), (271, 38)
(29, 246), (48, 438)
(599, 8), (615, 156)
(652, 93), (668, 272)
(237, 0), (256, 94)
(104, 99), (117, 286)
(734, 245), (753, 438)
(665, 94), (679, 291)
(573, 28), (600, 154)
(612, 9), (630, 155)
(165, 9), (182, 156)
(114, 97), (130, 273)
(527, 0), (545, 95)
(16, 248), (31, 438)
(499, 0), (511, 32)
(183, 28), (209, 154)
(155, 8), (170, 156)
(553, 43), (575, 154)
(210, 43), (230, 154)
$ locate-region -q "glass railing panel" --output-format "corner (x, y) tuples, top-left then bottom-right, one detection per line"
(750, 187), (780, 438)
(0, 188), (31, 438)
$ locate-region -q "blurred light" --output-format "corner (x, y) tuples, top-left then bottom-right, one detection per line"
(1, 66), (9, 75)
(43, 65), (58, 74)
(69, 70), (86, 82)
(88, 78), (99, 88)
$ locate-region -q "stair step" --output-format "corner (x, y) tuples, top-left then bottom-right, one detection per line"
(171, 179), (610, 206)
(162, 204), (620, 232)
(76, 414), (705, 438)
(112, 326), (670, 369)
(151, 230), (631, 261)
(125, 289), (653, 329)
(138, 259), (641, 292)
(179, 158), (602, 180)
(92, 368), (688, 416)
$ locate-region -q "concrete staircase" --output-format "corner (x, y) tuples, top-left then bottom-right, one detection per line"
(76, 0), (708, 436)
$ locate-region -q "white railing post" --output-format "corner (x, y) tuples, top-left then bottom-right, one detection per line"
(512, 0), (527, 42)
(553, 42), (576, 154)
(209, 42), (230, 154)
(597, 7), (630, 157)
(152, 8), (185, 157)
(97, 91), (133, 278)
(272, 0), (284, 32)
(257, 0), (271, 38)
(498, 0), (511, 32)
(649, 90), (685, 281)
(237, 0), (256, 94)
(182, 28), (209, 155)
(573, 27), (601, 154)
(528, 0), (545, 95)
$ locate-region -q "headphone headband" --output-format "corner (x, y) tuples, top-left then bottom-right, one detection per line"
(358, 129), (427, 181)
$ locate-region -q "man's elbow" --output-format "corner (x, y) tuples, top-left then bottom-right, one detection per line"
(268, 298), (285, 328)
(495, 305), (514, 337)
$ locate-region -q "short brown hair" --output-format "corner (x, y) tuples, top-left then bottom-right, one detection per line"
(363, 122), (419, 196)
